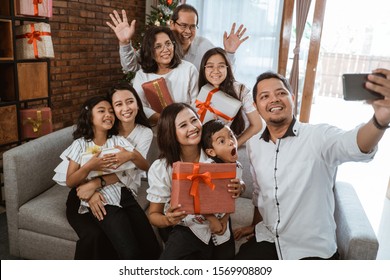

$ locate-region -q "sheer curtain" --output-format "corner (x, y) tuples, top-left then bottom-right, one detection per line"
(186, 0), (283, 89)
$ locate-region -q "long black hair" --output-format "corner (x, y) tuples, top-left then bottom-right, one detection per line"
(198, 47), (245, 137)
(72, 96), (118, 141)
(106, 82), (151, 130)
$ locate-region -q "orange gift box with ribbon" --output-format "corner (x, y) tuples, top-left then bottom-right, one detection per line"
(15, 22), (54, 60)
(196, 84), (242, 124)
(20, 107), (53, 139)
(171, 162), (236, 214)
(141, 77), (174, 114)
(15, 0), (53, 17)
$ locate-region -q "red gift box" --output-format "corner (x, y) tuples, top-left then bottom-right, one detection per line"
(141, 77), (173, 113)
(171, 162), (236, 214)
(20, 107), (53, 139)
(15, 22), (54, 59)
(15, 0), (53, 17)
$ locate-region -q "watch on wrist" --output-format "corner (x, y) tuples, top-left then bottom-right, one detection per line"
(98, 176), (106, 188)
(372, 114), (390, 130)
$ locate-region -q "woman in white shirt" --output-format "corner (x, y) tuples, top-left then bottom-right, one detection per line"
(64, 83), (160, 259)
(147, 103), (241, 259)
(198, 47), (262, 146)
(132, 26), (199, 126)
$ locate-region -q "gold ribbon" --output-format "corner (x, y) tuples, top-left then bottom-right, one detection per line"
(152, 80), (168, 109)
(23, 109), (51, 135)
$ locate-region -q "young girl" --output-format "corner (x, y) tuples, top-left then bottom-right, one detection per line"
(198, 47), (262, 146)
(146, 103), (242, 259)
(200, 119), (246, 244)
(60, 94), (160, 260)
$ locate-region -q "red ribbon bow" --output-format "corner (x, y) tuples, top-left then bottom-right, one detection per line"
(187, 164), (215, 214)
(196, 88), (234, 122)
(33, 0), (43, 16)
(16, 24), (51, 58)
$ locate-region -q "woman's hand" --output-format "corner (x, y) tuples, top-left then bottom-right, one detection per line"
(76, 179), (99, 201)
(106, 9), (136, 46)
(165, 204), (187, 226)
(88, 192), (107, 221)
(102, 146), (131, 170)
(228, 178), (245, 198)
(233, 225), (255, 241)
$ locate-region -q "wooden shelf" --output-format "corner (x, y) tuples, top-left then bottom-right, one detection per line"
(0, 19), (13, 60)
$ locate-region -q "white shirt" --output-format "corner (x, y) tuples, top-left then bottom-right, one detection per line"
(246, 119), (377, 259)
(146, 150), (232, 245)
(119, 36), (236, 72)
(132, 60), (199, 118)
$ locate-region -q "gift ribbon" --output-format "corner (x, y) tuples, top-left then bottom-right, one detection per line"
(172, 163), (236, 213)
(33, 0), (43, 16)
(152, 80), (169, 109)
(22, 109), (52, 135)
(196, 88), (235, 122)
(16, 23), (51, 58)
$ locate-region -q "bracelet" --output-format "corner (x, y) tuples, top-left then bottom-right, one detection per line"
(372, 114), (390, 130)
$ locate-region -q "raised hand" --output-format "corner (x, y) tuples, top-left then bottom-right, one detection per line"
(106, 9), (136, 46)
(223, 23), (249, 53)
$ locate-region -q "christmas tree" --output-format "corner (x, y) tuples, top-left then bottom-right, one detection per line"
(146, 0), (180, 28)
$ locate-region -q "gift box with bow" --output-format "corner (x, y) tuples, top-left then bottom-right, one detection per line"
(20, 107), (52, 139)
(141, 77), (173, 114)
(15, 0), (53, 17)
(171, 162), (236, 214)
(80, 145), (135, 179)
(196, 84), (242, 124)
(15, 22), (54, 59)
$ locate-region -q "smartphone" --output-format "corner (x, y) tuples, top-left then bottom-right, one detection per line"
(342, 73), (385, 101)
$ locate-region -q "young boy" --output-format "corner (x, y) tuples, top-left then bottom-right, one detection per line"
(200, 120), (246, 246)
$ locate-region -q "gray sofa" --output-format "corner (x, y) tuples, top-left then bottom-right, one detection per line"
(4, 126), (379, 259)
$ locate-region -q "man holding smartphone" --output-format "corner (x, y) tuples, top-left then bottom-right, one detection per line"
(234, 69), (390, 260)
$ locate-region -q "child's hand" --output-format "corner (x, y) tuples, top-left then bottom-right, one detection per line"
(218, 216), (229, 235)
(103, 146), (131, 169)
(209, 219), (223, 234)
(228, 178), (244, 198)
(88, 192), (107, 221)
(233, 225), (255, 240)
(84, 151), (108, 171)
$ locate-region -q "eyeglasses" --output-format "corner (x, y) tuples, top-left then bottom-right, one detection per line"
(174, 21), (198, 31)
(204, 65), (228, 72)
(154, 41), (174, 52)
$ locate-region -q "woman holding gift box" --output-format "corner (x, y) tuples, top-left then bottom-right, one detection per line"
(132, 26), (199, 126)
(60, 92), (160, 260)
(198, 47), (263, 146)
(146, 102), (243, 259)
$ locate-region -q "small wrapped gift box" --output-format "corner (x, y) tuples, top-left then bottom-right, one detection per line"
(196, 84), (242, 123)
(20, 107), (52, 139)
(15, 0), (53, 17)
(141, 77), (173, 113)
(171, 162), (236, 214)
(80, 145), (135, 179)
(15, 22), (54, 59)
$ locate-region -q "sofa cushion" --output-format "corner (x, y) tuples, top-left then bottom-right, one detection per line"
(18, 184), (78, 241)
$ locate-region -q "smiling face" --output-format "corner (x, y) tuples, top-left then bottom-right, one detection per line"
(171, 10), (197, 51)
(205, 126), (238, 163)
(254, 77), (295, 127)
(153, 32), (174, 69)
(111, 89), (138, 125)
(91, 100), (115, 132)
(204, 53), (228, 88)
(175, 107), (202, 147)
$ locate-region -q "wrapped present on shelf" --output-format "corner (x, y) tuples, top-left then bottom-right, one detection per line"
(141, 77), (173, 113)
(15, 0), (53, 17)
(20, 107), (52, 139)
(171, 162), (236, 214)
(80, 145), (135, 179)
(196, 84), (242, 124)
(15, 22), (54, 59)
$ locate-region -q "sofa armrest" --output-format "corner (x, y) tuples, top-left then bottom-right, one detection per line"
(334, 181), (379, 259)
(4, 126), (74, 256)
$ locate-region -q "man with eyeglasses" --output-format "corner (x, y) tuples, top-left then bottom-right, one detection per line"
(107, 4), (248, 72)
